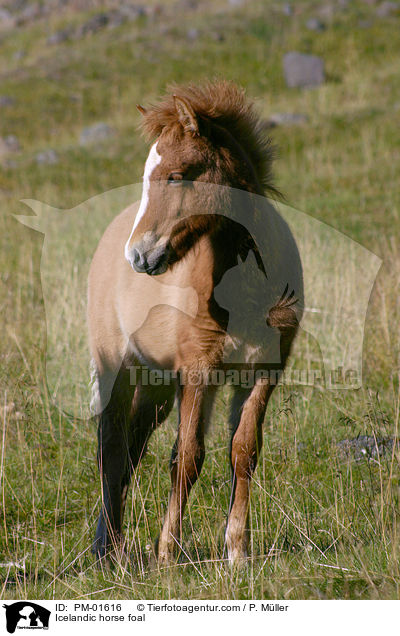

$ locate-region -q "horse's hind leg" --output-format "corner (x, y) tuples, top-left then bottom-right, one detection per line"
(225, 379), (274, 565)
(120, 381), (176, 525)
(157, 384), (216, 565)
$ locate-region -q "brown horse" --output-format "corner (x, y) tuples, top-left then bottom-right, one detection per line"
(88, 81), (303, 565)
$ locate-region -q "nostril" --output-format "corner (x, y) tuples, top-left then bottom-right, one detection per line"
(129, 247), (147, 272)
(132, 248), (141, 265)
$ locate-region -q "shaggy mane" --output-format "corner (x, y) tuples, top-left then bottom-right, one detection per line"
(140, 80), (279, 197)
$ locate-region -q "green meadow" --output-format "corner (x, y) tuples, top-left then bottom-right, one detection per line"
(1, 0), (400, 599)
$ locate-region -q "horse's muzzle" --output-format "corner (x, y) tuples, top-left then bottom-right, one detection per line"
(128, 241), (171, 276)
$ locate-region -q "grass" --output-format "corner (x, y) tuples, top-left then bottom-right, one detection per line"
(1, 0), (400, 599)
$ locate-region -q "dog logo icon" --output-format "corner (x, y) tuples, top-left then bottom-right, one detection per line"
(3, 602), (50, 634)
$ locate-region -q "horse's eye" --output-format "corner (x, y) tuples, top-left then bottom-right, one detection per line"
(167, 172), (184, 185)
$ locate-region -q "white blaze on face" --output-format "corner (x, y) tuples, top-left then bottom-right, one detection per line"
(124, 141), (162, 263)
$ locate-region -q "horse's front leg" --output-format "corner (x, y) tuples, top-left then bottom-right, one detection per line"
(93, 407), (130, 559)
(157, 381), (212, 565)
(225, 379), (274, 565)
(92, 367), (134, 559)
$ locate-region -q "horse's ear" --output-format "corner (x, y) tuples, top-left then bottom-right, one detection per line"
(173, 95), (199, 135)
(136, 104), (147, 116)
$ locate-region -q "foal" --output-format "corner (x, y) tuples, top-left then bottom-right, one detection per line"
(88, 81), (303, 565)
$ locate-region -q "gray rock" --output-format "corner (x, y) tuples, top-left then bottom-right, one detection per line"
(337, 436), (397, 461)
(4, 135), (20, 151)
(0, 8), (15, 28)
(306, 18), (326, 31)
(108, 6), (146, 27)
(318, 3), (335, 18)
(36, 149), (58, 165)
(47, 28), (72, 45)
(376, 1), (399, 16)
(3, 159), (18, 169)
(13, 49), (26, 61)
(16, 2), (42, 24)
(75, 13), (110, 38)
(0, 95), (16, 107)
(187, 27), (199, 40)
(79, 122), (116, 146)
(0, 8), (12, 21)
(268, 112), (309, 126)
(118, 4), (146, 20)
(283, 52), (325, 88)
(0, 135), (21, 155)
